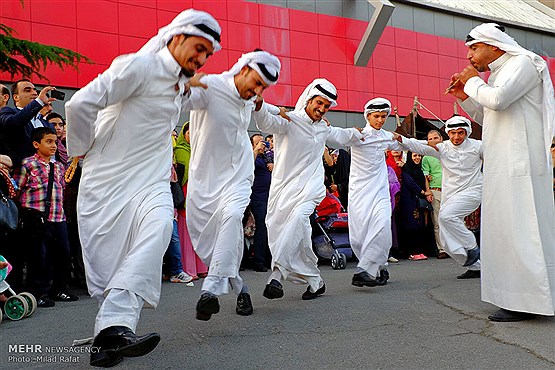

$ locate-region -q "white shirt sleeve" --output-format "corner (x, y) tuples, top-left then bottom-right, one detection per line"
(253, 102), (290, 134)
(65, 55), (146, 157)
(463, 55), (540, 112)
(182, 79), (210, 112)
(399, 137), (440, 159)
(326, 126), (362, 147)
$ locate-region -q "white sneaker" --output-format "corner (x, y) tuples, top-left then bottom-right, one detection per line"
(170, 271), (193, 283)
(387, 257), (399, 263)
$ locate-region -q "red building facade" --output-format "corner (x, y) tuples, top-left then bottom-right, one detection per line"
(1, 0), (554, 120)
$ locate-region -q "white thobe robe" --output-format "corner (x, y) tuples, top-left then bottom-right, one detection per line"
(400, 137), (483, 270)
(460, 53), (555, 315)
(348, 126), (402, 278)
(184, 74), (254, 295)
(65, 47), (183, 307)
(253, 104), (361, 292)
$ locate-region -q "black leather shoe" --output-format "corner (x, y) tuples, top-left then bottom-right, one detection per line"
(301, 284), (326, 300)
(196, 292), (220, 321)
(90, 326), (160, 367)
(463, 247), (480, 267)
(263, 279), (284, 299)
(376, 268), (390, 286)
(52, 291), (79, 301)
(352, 271), (379, 287)
(37, 296), (55, 308)
(488, 308), (536, 322)
(90, 349), (123, 368)
(236, 292), (253, 316)
(457, 270), (480, 279)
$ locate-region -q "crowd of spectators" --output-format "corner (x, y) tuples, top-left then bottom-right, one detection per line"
(0, 79), (79, 308)
(0, 80), (209, 311)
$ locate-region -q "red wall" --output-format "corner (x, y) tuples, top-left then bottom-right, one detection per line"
(1, 0), (554, 119)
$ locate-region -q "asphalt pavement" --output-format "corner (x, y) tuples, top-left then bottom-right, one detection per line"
(1, 257), (554, 369)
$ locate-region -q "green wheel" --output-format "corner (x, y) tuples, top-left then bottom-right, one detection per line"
(4, 295), (28, 320)
(18, 293), (37, 317)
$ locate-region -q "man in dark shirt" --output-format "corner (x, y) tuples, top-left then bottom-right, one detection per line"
(249, 133), (272, 272)
(0, 79), (56, 167)
(0, 84), (10, 109)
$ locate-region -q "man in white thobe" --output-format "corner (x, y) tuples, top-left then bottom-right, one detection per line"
(184, 50), (281, 321)
(422, 130), (448, 259)
(395, 116), (483, 279)
(348, 98), (405, 288)
(448, 23), (555, 322)
(253, 79), (362, 300)
(65, 10), (221, 366)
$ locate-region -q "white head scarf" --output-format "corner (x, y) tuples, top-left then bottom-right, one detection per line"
(294, 78), (338, 112)
(466, 23), (555, 163)
(137, 9), (221, 55)
(445, 116), (472, 137)
(364, 97), (391, 118)
(224, 50), (281, 86)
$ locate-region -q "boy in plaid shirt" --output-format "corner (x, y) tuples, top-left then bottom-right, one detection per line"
(16, 127), (77, 307)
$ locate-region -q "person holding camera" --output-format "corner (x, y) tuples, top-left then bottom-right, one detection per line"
(0, 79), (58, 168)
(249, 133), (272, 272)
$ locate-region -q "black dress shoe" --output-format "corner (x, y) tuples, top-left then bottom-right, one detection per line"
(488, 308), (536, 322)
(236, 292), (253, 316)
(90, 326), (160, 367)
(263, 279), (284, 299)
(254, 265), (268, 272)
(352, 271), (379, 287)
(376, 268), (390, 286)
(52, 291), (79, 301)
(90, 349), (123, 368)
(457, 270), (480, 279)
(463, 247), (480, 267)
(37, 296), (55, 308)
(196, 292), (220, 321)
(301, 284), (326, 300)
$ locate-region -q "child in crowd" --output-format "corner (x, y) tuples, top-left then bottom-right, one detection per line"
(15, 127), (77, 307)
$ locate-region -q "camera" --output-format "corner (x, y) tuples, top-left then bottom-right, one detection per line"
(263, 141), (270, 148)
(48, 90), (65, 101)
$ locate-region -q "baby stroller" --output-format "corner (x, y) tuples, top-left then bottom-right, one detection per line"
(311, 192), (352, 270)
(0, 256), (37, 323)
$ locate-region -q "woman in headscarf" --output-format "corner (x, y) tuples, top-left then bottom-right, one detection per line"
(174, 123), (208, 280)
(398, 152), (433, 260)
(386, 149), (404, 181)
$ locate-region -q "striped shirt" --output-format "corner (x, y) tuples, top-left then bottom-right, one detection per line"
(16, 154), (66, 222)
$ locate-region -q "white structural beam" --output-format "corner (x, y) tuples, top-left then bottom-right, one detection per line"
(354, 0), (396, 66)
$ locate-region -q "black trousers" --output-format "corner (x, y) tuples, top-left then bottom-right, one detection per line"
(250, 199), (271, 268)
(25, 221), (71, 298)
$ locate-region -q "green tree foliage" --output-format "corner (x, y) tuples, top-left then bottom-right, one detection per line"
(0, 23), (91, 81)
